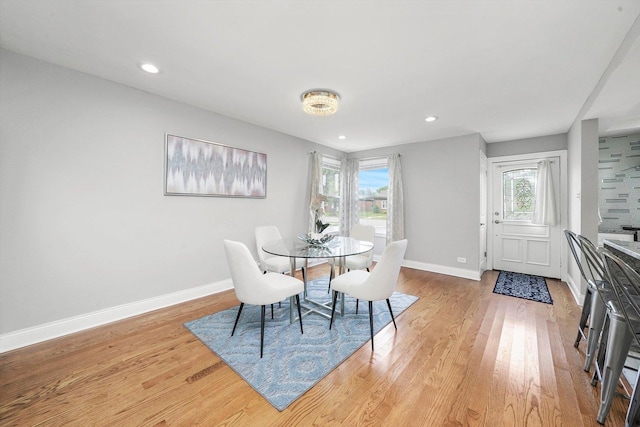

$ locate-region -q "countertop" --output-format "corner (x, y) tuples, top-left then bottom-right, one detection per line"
(598, 229), (636, 236)
(603, 239), (640, 260)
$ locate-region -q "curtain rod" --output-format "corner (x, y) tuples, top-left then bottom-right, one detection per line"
(309, 151), (401, 161)
(496, 158), (555, 168)
(309, 151), (342, 161)
(352, 154), (400, 161)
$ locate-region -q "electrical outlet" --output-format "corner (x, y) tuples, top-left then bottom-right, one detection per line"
(457, 257), (466, 263)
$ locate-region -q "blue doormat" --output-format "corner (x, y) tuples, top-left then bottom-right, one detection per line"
(184, 277), (418, 411)
(493, 271), (553, 304)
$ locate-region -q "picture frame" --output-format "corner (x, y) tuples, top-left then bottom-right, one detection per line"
(164, 134), (267, 198)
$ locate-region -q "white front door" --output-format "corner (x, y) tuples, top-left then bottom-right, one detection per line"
(491, 156), (562, 278)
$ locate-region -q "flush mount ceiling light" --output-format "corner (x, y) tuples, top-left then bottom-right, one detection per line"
(425, 116), (438, 122)
(139, 63), (159, 74)
(301, 90), (340, 116)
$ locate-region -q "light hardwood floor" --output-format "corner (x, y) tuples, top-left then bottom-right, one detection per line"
(0, 265), (630, 426)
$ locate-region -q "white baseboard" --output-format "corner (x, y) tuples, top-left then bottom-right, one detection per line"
(0, 260), (487, 353)
(403, 259), (482, 281)
(0, 279), (233, 354)
(564, 274), (584, 306)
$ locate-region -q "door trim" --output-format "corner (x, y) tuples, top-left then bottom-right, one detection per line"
(487, 150), (568, 281)
(479, 151), (488, 275)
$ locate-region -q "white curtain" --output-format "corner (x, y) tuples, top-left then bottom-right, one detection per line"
(387, 153), (405, 243)
(533, 159), (557, 225)
(339, 158), (359, 236)
(309, 151), (323, 233)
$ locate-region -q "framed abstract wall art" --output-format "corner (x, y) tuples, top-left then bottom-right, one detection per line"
(164, 134), (267, 198)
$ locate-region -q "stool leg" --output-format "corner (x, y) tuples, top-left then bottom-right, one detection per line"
(597, 314), (633, 424)
(585, 292), (606, 372)
(626, 369), (640, 427)
(576, 288), (593, 347)
(592, 315), (610, 387)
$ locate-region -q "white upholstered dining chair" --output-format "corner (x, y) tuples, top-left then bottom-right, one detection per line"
(327, 224), (375, 291)
(329, 239), (408, 351)
(224, 239), (304, 358)
(255, 226), (307, 283)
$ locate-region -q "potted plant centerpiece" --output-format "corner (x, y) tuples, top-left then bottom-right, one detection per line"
(306, 194), (332, 245)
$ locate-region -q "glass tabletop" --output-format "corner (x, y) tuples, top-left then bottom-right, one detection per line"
(262, 236), (373, 259)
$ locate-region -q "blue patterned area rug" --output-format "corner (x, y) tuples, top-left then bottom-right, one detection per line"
(493, 271), (553, 304)
(184, 277), (418, 411)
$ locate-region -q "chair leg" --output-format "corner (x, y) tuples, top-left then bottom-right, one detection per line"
(330, 291), (339, 329)
(351, 259), (371, 312)
(328, 263), (335, 293)
(260, 305), (266, 358)
(302, 261), (308, 297)
(369, 301), (374, 351)
(386, 298), (397, 330)
(231, 303), (244, 336)
(295, 294), (303, 334)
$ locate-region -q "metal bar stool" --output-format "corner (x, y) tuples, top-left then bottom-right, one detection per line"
(577, 234), (614, 373)
(598, 249), (640, 425)
(565, 230), (609, 371)
(565, 230), (593, 347)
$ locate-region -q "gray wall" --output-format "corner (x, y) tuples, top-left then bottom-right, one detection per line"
(350, 134), (485, 275)
(0, 47), (490, 338)
(566, 118), (599, 298)
(0, 49), (338, 333)
(580, 119), (601, 246)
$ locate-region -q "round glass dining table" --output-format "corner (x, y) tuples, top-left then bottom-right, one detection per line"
(262, 236), (374, 322)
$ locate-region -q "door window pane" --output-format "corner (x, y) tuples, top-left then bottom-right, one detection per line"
(503, 168), (536, 221)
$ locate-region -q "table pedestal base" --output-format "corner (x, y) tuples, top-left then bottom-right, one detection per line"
(290, 288), (344, 323)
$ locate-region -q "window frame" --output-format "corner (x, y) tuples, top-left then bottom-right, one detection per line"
(358, 157), (389, 236)
(321, 155), (341, 233)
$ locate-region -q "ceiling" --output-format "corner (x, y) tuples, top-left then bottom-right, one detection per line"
(1, 0), (639, 152)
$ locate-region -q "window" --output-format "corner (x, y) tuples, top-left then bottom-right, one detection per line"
(502, 168), (536, 221)
(321, 156), (341, 231)
(359, 158), (389, 235)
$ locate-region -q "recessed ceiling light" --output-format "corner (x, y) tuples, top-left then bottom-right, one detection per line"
(338, 135), (346, 140)
(139, 63), (159, 74)
(425, 116), (438, 122)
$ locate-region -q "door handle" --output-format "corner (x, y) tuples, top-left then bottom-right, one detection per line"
(494, 220), (501, 224)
